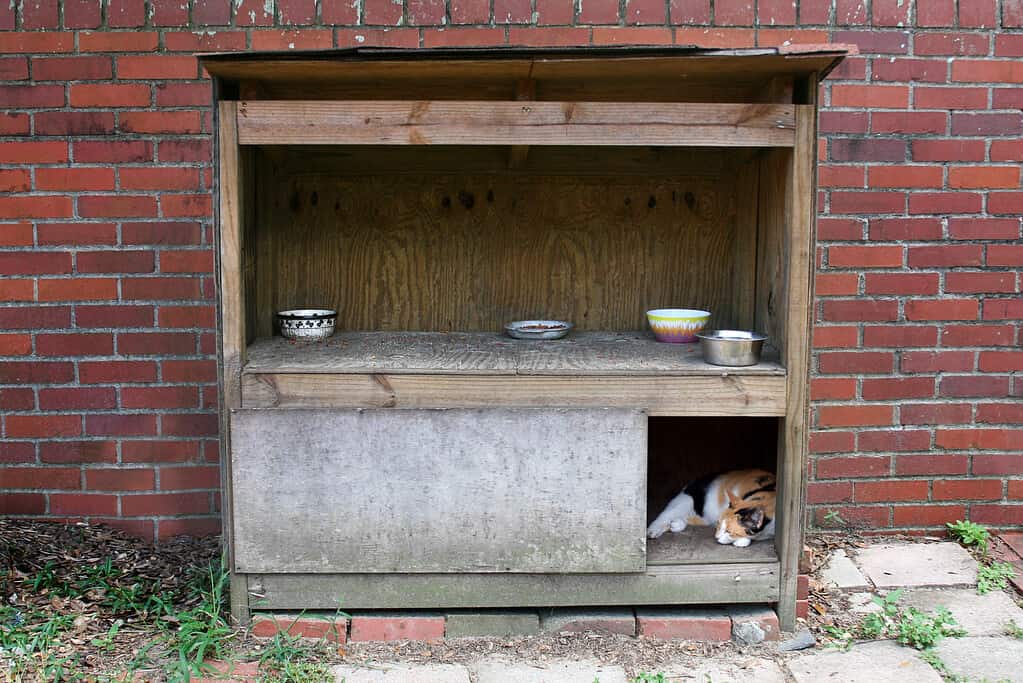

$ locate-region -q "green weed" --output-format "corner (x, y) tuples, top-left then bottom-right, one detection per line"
(1005, 620), (1023, 639)
(822, 509), (847, 528)
(633, 674), (670, 683)
(946, 520), (990, 556)
(977, 562), (1016, 595)
(919, 650), (968, 683)
(852, 590), (965, 650)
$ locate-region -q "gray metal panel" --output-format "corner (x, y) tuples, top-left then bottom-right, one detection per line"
(231, 408), (646, 574)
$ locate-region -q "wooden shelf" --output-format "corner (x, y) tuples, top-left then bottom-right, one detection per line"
(240, 332), (787, 416)
(646, 526), (777, 566)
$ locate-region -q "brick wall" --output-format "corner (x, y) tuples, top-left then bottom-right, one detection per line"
(1, 0), (1020, 540)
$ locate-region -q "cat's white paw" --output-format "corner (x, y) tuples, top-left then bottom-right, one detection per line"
(732, 537), (752, 547)
(647, 525), (667, 539)
(669, 520), (687, 533)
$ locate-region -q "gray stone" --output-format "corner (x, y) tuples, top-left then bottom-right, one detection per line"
(847, 591), (882, 614)
(787, 640), (944, 683)
(732, 620), (766, 646)
(777, 627), (817, 652)
(855, 543), (978, 588)
(901, 587), (1023, 636)
(331, 663), (470, 682)
(821, 549), (872, 590)
(661, 659), (787, 683)
(472, 659), (628, 683)
(935, 636), (1023, 682)
(728, 606), (780, 645)
(444, 611), (539, 638)
(539, 608), (636, 636)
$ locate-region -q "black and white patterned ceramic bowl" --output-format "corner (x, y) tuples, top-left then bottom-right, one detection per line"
(277, 309), (337, 340)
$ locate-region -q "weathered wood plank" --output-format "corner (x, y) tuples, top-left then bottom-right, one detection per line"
(241, 373), (787, 416)
(776, 103), (818, 631)
(247, 562), (780, 610)
(646, 526), (777, 565)
(242, 333), (787, 376)
(236, 101), (796, 147)
(231, 408), (647, 574)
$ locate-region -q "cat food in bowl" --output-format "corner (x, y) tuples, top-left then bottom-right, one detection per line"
(277, 309), (337, 340)
(697, 329), (767, 366)
(646, 309), (711, 343)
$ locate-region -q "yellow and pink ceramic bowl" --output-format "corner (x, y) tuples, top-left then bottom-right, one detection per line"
(646, 308), (711, 343)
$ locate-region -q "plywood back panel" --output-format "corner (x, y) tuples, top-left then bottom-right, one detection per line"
(231, 407), (647, 573)
(254, 148), (758, 336)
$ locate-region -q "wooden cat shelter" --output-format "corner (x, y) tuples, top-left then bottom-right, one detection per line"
(204, 45), (848, 630)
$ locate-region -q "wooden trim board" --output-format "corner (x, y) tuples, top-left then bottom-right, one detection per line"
(244, 562), (781, 610)
(236, 101), (797, 147)
(241, 373), (787, 416)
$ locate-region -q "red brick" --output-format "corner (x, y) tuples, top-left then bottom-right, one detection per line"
(0, 307), (73, 332)
(36, 331), (112, 357)
(40, 441), (117, 464)
(50, 493), (117, 516)
(815, 273), (859, 296)
(37, 278), (116, 302)
(76, 250), (153, 274)
(36, 168), (116, 192)
(818, 219), (866, 242)
(933, 479), (1003, 501)
(251, 615), (347, 643)
(871, 112), (947, 136)
(817, 405), (894, 427)
(988, 193), (1023, 216)
(39, 387), (115, 410)
(86, 468), (156, 491)
(821, 300), (899, 322)
(991, 140), (1023, 161)
(945, 273), (1016, 295)
(250, 30), (334, 50)
(0, 141), (68, 164)
(77, 31), (157, 52)
(122, 440), (200, 463)
(908, 192), (983, 215)
(1011, 482), (1023, 500)
(940, 375), (1010, 398)
(818, 456), (891, 479)
(86, 414), (158, 436)
(79, 360), (157, 384)
(941, 324), (1015, 347)
(0, 280), (33, 303)
(831, 85), (908, 108)
(830, 138), (908, 163)
(0, 32), (74, 53)
(980, 351), (1023, 371)
(952, 113), (1023, 136)
(915, 32), (989, 56)
(914, 87), (988, 111)
(33, 56), (111, 81)
(893, 505), (966, 527)
(153, 82), (213, 107)
(908, 245), (984, 268)
(121, 222), (201, 245)
(593, 27), (674, 45)
(159, 465), (220, 490)
(158, 250), (214, 273)
(0, 493), (45, 514)
(811, 378), (857, 401)
(901, 351), (974, 373)
(818, 165), (865, 189)
(78, 196), (157, 219)
(970, 505), (1023, 527)
(117, 332), (194, 356)
(74, 140), (152, 164)
(75, 305), (153, 329)
(407, 0), (446, 24)
(191, 0), (231, 24)
(808, 481), (854, 504)
(0, 388), (33, 411)
(21, 0), (59, 28)
(122, 387), (199, 409)
(508, 27), (591, 45)
(905, 299), (978, 321)
(830, 191), (905, 214)
(810, 430), (856, 453)
(34, 112), (114, 136)
(158, 306), (215, 329)
(120, 111), (201, 135)
(896, 454), (969, 475)
(531, 0), (572, 24)
(0, 361), (74, 384)
(2, 193), (73, 219)
(813, 326), (860, 348)
(820, 113), (869, 135)
(949, 218), (1020, 240)
(858, 429), (932, 452)
(949, 166), (1021, 190)
(63, 0), (102, 28)
(0, 169), (30, 193)
(161, 194), (213, 218)
(120, 168), (202, 192)
(828, 245), (903, 268)
(105, 0), (146, 26)
(121, 277), (202, 301)
(819, 351), (894, 374)
(0, 467), (80, 489)
(0, 223), (32, 247)
(864, 273), (938, 295)
(162, 413), (219, 437)
(5, 414), (81, 438)
(320, 0), (360, 23)
(162, 360), (217, 383)
(622, 0), (665, 23)
(863, 325), (938, 347)
(862, 377), (935, 401)
(423, 28), (508, 47)
(157, 518), (220, 538)
(635, 609), (731, 640)
(334, 28), (420, 48)
(361, 0), (402, 23)
(988, 245), (1023, 266)
(974, 455), (1023, 475)
(855, 480), (928, 503)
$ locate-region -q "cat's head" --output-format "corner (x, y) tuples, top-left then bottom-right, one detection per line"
(715, 490), (770, 545)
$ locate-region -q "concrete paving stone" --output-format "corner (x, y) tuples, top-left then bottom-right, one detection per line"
(821, 549), (871, 590)
(661, 658), (787, 682)
(847, 591), (882, 614)
(855, 543), (978, 588)
(935, 636), (1023, 683)
(901, 587), (1023, 637)
(331, 663), (470, 683)
(539, 608), (636, 636)
(444, 611), (539, 637)
(472, 659), (628, 683)
(787, 640), (944, 683)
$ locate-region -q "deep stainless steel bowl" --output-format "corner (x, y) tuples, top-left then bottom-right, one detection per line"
(697, 329), (767, 367)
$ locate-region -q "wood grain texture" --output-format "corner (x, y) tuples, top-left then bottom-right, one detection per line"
(246, 562), (780, 610)
(646, 526), (776, 565)
(236, 101), (796, 147)
(241, 373), (787, 416)
(255, 169), (752, 336)
(755, 147), (790, 350)
(230, 408), (647, 574)
(776, 103), (818, 631)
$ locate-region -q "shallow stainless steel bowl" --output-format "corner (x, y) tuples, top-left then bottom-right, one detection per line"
(697, 329), (767, 366)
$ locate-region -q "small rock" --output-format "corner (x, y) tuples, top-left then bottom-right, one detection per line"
(733, 620), (766, 645)
(777, 627), (816, 652)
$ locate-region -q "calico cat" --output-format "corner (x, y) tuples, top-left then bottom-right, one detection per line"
(646, 469), (776, 547)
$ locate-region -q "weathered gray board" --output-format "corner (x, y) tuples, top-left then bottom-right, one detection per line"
(231, 408), (647, 574)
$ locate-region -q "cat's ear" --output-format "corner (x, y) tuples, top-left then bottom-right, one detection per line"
(725, 489), (741, 508)
(746, 507), (766, 530)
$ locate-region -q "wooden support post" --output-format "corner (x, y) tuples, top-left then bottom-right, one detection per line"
(508, 78), (535, 168)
